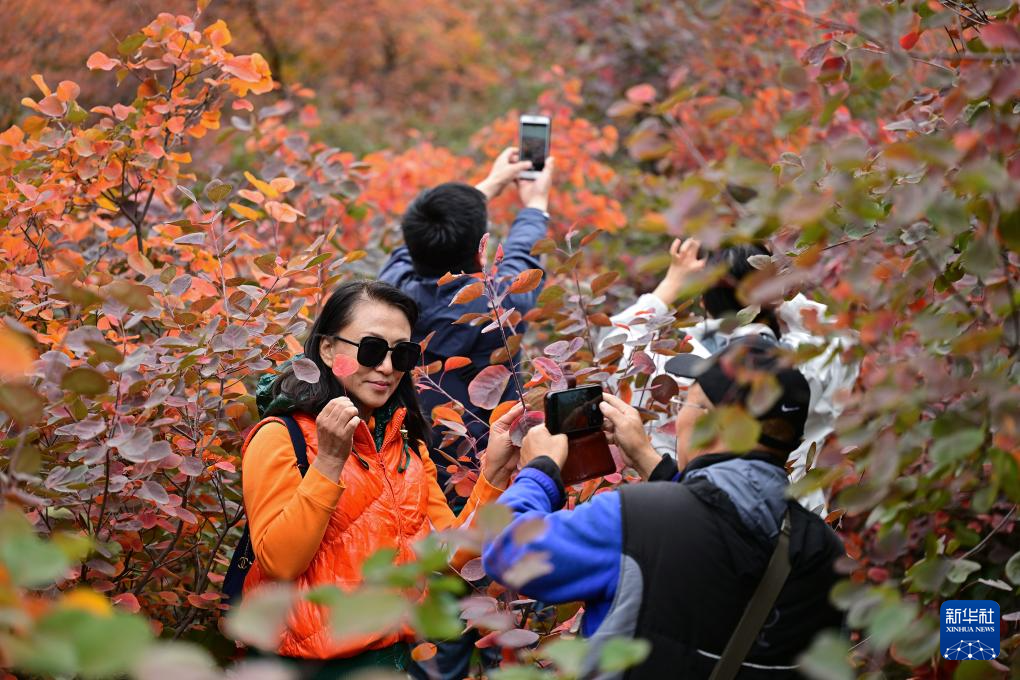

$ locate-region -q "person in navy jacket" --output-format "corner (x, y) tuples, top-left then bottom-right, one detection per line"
(482, 337), (845, 679)
(379, 150), (554, 494)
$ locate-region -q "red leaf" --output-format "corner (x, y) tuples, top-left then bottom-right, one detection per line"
(982, 23), (1020, 50)
(625, 83), (657, 104)
(332, 354), (359, 378)
(508, 269), (544, 294)
(468, 365), (512, 410)
(899, 31), (920, 50)
(451, 281), (485, 305)
(112, 592), (141, 613)
(532, 356), (565, 388)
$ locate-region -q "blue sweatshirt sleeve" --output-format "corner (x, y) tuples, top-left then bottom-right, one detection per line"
(482, 462), (621, 605)
(494, 208), (548, 313)
(378, 246), (414, 286)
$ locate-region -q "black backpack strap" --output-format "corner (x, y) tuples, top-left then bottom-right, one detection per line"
(223, 415), (309, 605)
(708, 508), (793, 680)
(279, 414), (309, 476)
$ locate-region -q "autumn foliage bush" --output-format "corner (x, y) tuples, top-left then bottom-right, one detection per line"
(2, 0), (1020, 678)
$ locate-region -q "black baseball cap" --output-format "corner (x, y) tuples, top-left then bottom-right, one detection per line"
(663, 336), (811, 453)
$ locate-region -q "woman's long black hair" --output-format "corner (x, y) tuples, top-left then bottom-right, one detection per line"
(266, 280), (432, 446)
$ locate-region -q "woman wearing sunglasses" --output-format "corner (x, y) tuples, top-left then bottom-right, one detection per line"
(240, 280), (523, 675)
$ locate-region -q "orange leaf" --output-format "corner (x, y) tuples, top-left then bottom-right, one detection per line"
(86, 52), (119, 71)
(0, 328), (36, 379)
(412, 643), (437, 662)
(204, 19), (232, 48)
(56, 81), (80, 102)
(489, 400), (517, 425)
(451, 281), (485, 305)
(0, 125), (24, 147)
(444, 356), (472, 371)
(38, 95), (65, 118)
(432, 406), (463, 425)
(508, 269), (544, 294)
(270, 177), (296, 193)
(438, 271), (463, 286)
(265, 201), (303, 223)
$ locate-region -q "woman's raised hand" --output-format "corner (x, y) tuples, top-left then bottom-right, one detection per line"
(312, 396), (360, 482)
(480, 402), (526, 489)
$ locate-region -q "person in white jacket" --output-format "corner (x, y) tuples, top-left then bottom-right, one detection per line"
(599, 238), (858, 515)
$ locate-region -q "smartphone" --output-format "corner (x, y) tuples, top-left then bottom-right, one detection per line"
(545, 385), (603, 435)
(519, 114), (551, 180)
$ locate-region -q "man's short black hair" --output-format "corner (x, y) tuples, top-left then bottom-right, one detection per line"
(700, 242), (772, 318)
(401, 182), (487, 278)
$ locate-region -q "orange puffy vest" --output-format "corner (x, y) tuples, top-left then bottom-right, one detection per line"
(242, 408), (429, 659)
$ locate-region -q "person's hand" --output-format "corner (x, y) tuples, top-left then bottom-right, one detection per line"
(312, 397), (360, 483)
(600, 393), (661, 480)
(521, 424), (568, 469)
(517, 156), (555, 213)
(480, 402), (526, 488)
(475, 147), (533, 201)
(652, 238), (705, 305)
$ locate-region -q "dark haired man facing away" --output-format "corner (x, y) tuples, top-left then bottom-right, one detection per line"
(379, 149), (555, 491)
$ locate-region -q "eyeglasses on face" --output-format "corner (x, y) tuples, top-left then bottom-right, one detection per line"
(333, 335), (422, 372)
(670, 393), (710, 414)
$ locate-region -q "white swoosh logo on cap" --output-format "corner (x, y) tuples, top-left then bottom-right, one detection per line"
(780, 405), (799, 413)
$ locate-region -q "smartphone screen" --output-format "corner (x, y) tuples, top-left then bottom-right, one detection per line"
(546, 386), (603, 435)
(520, 121), (549, 172)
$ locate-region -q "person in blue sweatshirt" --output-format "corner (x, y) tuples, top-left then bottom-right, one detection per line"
(482, 337), (845, 679)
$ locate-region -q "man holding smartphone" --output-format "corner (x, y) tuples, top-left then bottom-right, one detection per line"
(482, 337), (845, 679)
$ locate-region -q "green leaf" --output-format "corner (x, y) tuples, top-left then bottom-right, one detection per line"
(539, 637), (590, 677)
(930, 428), (984, 467)
(906, 556), (951, 593)
(867, 599), (918, 651)
(953, 660), (1003, 680)
(717, 406), (762, 453)
(490, 667), (554, 680)
(223, 584), (296, 650)
(203, 179), (233, 203)
(0, 533), (71, 587)
(959, 235), (999, 279)
(1005, 550), (1020, 585)
(998, 209), (1020, 252)
(117, 33), (146, 56)
(797, 632), (853, 680)
(598, 637), (651, 673)
(61, 367), (109, 396)
(947, 558), (981, 584)
(412, 592), (461, 640)
(0, 383), (45, 426)
(317, 587), (410, 639)
(35, 608), (152, 678)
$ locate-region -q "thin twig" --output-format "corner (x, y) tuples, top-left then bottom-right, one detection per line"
(960, 505), (1017, 560)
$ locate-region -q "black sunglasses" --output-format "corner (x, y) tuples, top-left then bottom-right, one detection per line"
(333, 335), (421, 372)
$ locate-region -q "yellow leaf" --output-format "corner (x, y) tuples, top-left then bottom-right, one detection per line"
(97, 196), (119, 212)
(31, 74), (51, 97)
(61, 589), (113, 617)
(230, 203), (261, 221)
(243, 171), (279, 199)
(204, 19), (232, 48)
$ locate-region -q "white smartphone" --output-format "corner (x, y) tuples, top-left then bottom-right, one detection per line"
(519, 114), (551, 180)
